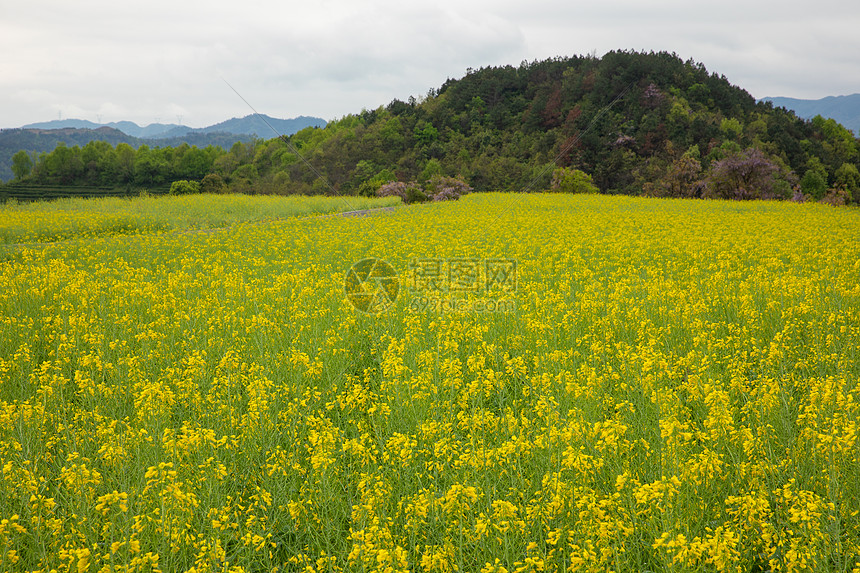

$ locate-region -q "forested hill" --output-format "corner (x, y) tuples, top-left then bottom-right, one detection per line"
(279, 50), (857, 201)
(7, 51), (860, 203)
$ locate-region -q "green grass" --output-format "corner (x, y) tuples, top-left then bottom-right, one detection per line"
(0, 193), (401, 245)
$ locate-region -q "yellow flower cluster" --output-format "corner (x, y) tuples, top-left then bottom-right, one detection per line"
(1, 193), (859, 572)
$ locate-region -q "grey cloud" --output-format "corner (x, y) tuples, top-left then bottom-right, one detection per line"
(1, 0), (858, 127)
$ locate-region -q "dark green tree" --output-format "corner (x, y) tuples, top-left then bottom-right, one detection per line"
(134, 145), (169, 185)
(800, 157), (828, 200)
(176, 146), (214, 180)
(115, 143), (136, 184)
(834, 163), (860, 203)
(42, 143), (84, 184)
(199, 173), (227, 194)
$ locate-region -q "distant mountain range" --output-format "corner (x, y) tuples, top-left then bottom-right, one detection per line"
(20, 114), (327, 139)
(761, 94), (860, 135)
(0, 114), (326, 182)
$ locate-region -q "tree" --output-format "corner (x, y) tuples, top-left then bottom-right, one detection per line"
(377, 181), (424, 204)
(834, 163), (860, 204)
(214, 153), (239, 179)
(115, 144), (136, 184)
(420, 158), (443, 182)
(169, 180), (200, 195)
(199, 173), (227, 194)
(414, 122), (439, 146)
(95, 146), (120, 186)
(720, 117), (743, 141)
(800, 157), (828, 200)
(644, 153), (703, 198)
(176, 146), (214, 180)
(357, 168), (395, 197)
(11, 150), (33, 181)
(379, 117), (405, 152)
(231, 164), (259, 183)
(425, 175), (472, 201)
(81, 140), (114, 185)
(376, 175), (471, 203)
(134, 145), (169, 185)
(550, 167), (599, 193)
(811, 115), (858, 162)
(705, 147), (779, 200)
(43, 143), (84, 184)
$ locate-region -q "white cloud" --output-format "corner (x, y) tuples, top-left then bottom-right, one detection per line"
(1, 0), (859, 127)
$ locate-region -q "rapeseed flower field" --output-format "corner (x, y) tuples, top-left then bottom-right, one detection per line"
(0, 194), (399, 245)
(1, 192), (859, 572)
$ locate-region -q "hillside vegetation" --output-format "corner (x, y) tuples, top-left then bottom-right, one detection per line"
(762, 94), (860, 136)
(5, 51), (860, 204)
(0, 116), (326, 184)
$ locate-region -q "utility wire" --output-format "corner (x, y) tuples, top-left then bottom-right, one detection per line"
(221, 77), (362, 213)
(523, 81), (635, 194)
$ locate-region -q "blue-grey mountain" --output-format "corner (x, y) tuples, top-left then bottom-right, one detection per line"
(761, 94), (860, 135)
(20, 114), (326, 139)
(1, 115), (327, 181)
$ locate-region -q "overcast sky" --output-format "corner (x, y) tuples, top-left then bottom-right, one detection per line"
(2, 0), (859, 129)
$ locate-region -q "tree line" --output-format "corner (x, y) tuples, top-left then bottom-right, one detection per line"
(6, 50), (860, 204)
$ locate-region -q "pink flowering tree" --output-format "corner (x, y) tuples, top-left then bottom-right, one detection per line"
(377, 175), (471, 203)
(424, 175), (472, 201)
(704, 148), (780, 200)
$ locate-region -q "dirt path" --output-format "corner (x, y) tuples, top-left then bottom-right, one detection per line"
(314, 206), (398, 218)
